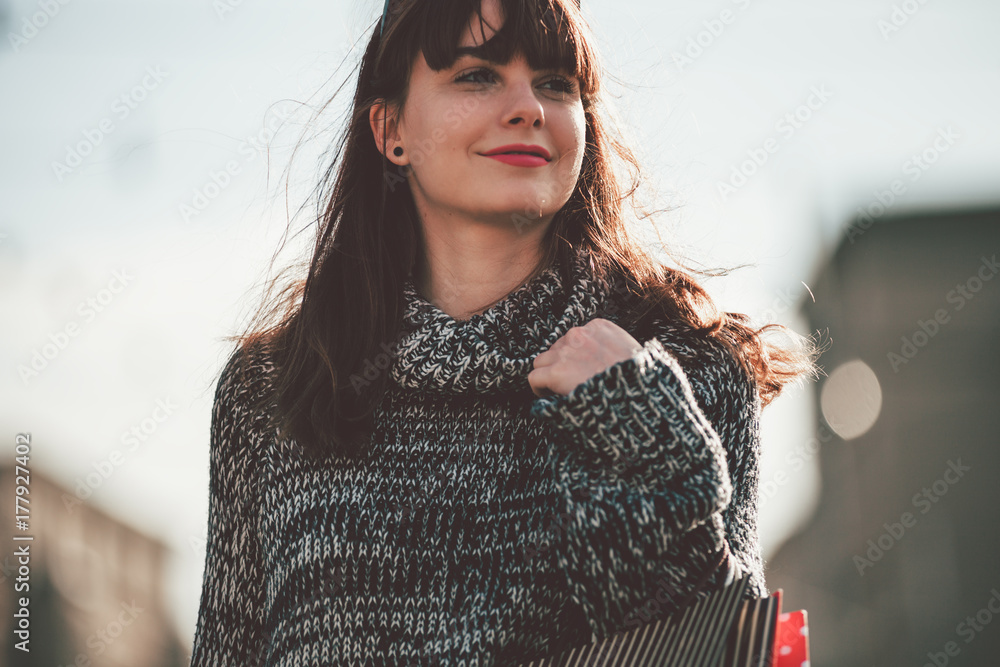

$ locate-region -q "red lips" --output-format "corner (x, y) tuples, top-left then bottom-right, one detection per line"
(481, 144), (551, 161)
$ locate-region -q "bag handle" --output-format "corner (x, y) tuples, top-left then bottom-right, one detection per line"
(672, 539), (736, 613)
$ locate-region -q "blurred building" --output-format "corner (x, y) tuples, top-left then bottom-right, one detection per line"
(0, 462), (187, 667)
(766, 208), (1000, 666)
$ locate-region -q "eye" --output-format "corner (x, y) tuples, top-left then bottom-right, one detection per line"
(454, 67), (497, 85)
(541, 76), (578, 95)
(455, 68), (579, 96)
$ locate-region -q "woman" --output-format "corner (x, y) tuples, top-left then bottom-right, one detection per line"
(189, 0), (820, 664)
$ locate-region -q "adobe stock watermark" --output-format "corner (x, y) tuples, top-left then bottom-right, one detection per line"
(213, 0), (250, 21)
(7, 0), (73, 53)
(670, 0), (759, 73)
(877, 0), (932, 41)
(51, 66), (170, 182)
(349, 276), (486, 394)
(382, 85), (501, 194)
(716, 84), (833, 202)
(887, 253), (997, 373)
(61, 397), (177, 513)
(845, 126), (960, 244)
(178, 102), (294, 223)
(759, 420), (839, 510)
(920, 587), (1000, 667)
(348, 339), (405, 394)
(378, 82), (577, 235)
(389, 442), (476, 519)
(853, 458), (970, 576)
(57, 600), (143, 667)
(17, 269), (134, 385)
(753, 279), (818, 326)
(510, 177), (575, 235)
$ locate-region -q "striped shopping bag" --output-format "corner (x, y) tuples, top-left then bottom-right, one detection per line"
(519, 562), (809, 667)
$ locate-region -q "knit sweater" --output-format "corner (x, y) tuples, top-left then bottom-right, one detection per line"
(188, 246), (766, 667)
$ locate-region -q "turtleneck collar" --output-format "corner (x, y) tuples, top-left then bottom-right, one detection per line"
(389, 246), (615, 396)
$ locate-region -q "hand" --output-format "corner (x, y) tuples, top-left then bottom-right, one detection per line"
(528, 318), (643, 399)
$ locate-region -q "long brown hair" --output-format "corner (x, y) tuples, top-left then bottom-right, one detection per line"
(227, 0), (823, 460)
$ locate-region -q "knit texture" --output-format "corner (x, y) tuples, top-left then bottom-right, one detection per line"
(188, 246), (766, 666)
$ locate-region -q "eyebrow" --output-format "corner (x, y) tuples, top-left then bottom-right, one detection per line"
(452, 43), (574, 76)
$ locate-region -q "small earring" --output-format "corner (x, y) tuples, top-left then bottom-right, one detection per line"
(393, 146), (403, 157)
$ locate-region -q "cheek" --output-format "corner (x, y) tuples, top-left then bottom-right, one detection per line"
(418, 101), (483, 164)
(404, 121), (459, 172)
(554, 108), (587, 175)
(570, 108), (587, 152)
(447, 93), (489, 130)
(554, 106), (586, 157)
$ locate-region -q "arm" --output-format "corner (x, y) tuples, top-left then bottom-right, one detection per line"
(189, 351), (270, 666)
(530, 333), (750, 639)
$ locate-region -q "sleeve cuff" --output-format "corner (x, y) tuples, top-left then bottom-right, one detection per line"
(530, 337), (721, 478)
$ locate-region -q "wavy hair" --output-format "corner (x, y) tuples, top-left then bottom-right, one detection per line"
(227, 0), (823, 460)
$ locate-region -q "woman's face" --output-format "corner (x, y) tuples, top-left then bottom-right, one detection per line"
(381, 0), (586, 233)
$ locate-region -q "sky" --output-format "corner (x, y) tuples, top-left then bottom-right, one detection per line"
(1, 0), (998, 648)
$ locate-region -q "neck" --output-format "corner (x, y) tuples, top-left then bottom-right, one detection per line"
(413, 212), (552, 321)
(394, 244), (609, 396)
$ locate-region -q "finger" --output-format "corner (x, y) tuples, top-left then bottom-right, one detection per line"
(533, 351), (556, 369)
(527, 365), (556, 397)
(532, 337), (565, 368)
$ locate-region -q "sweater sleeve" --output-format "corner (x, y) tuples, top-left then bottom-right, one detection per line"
(530, 334), (750, 639)
(189, 351), (270, 666)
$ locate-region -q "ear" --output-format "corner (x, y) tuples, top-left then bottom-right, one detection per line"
(369, 99), (404, 163)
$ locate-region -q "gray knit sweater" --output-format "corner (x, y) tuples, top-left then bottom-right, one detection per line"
(188, 247), (766, 667)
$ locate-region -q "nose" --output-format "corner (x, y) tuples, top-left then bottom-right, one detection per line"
(501, 77), (544, 128)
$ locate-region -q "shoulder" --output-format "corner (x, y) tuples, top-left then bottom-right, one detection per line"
(208, 343), (278, 488)
(597, 264), (759, 419)
(214, 341), (278, 427)
(647, 318), (758, 424)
